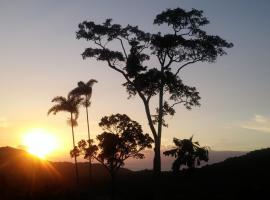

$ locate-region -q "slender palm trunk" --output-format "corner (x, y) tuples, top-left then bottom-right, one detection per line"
(85, 104), (92, 184)
(71, 112), (79, 185)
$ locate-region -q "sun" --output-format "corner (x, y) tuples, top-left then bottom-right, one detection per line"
(23, 128), (58, 159)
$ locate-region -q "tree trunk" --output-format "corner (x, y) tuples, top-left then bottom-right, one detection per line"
(154, 68), (165, 175)
(85, 105), (92, 184)
(140, 94), (161, 175)
(153, 138), (161, 175)
(71, 112), (79, 185)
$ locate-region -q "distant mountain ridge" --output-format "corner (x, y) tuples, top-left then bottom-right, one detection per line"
(125, 149), (246, 170)
(0, 146), (132, 178)
(202, 147), (270, 172)
(0, 146), (247, 171)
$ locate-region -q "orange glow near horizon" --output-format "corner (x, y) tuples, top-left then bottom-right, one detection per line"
(22, 128), (59, 159)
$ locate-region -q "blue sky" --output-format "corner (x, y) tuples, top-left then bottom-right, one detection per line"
(0, 0), (270, 161)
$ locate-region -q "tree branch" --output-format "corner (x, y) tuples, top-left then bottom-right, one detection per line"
(141, 98), (158, 140)
(164, 55), (174, 69)
(170, 100), (185, 108)
(174, 59), (202, 76)
(105, 57), (158, 139)
(117, 37), (128, 60)
(92, 37), (158, 140)
(93, 156), (110, 172)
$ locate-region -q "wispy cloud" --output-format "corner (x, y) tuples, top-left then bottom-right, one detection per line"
(0, 117), (9, 128)
(241, 115), (270, 133)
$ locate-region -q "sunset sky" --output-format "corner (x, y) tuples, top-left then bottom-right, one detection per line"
(0, 0), (270, 163)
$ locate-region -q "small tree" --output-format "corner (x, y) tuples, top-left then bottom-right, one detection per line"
(76, 7), (233, 174)
(163, 136), (209, 173)
(75, 114), (153, 199)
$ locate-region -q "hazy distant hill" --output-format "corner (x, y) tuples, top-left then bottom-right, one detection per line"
(201, 147), (270, 175)
(125, 149), (246, 170)
(0, 146), (132, 199)
(0, 146), (131, 182)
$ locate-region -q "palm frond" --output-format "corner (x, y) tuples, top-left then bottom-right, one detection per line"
(68, 79), (97, 104)
(78, 81), (85, 87)
(86, 79), (98, 87)
(68, 87), (84, 98)
(47, 105), (62, 115)
(48, 95), (82, 119)
(51, 96), (67, 103)
(163, 148), (178, 157)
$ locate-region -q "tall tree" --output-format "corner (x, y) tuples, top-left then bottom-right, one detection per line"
(68, 79), (97, 182)
(48, 96), (82, 184)
(74, 114), (153, 199)
(163, 136), (209, 172)
(76, 7), (233, 174)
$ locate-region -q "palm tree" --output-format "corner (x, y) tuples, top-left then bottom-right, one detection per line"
(48, 96), (82, 184)
(68, 79), (97, 183)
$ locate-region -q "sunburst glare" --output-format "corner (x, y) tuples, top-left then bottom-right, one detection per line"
(23, 128), (58, 159)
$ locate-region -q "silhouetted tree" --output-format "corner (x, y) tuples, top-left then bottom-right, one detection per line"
(68, 79), (97, 183)
(76, 7), (233, 174)
(163, 136), (209, 173)
(74, 114), (153, 199)
(48, 96), (82, 184)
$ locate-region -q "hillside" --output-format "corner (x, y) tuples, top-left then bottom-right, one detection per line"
(0, 146), (132, 199)
(0, 146), (269, 199)
(111, 148), (270, 199)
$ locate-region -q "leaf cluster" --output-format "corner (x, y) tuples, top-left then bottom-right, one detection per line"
(68, 79), (98, 108)
(163, 136), (209, 172)
(47, 96), (83, 126)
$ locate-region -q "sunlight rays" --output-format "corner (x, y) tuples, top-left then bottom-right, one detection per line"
(22, 128), (58, 159)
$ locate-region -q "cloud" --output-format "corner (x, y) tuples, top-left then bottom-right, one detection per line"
(241, 115), (270, 133)
(0, 117), (9, 128)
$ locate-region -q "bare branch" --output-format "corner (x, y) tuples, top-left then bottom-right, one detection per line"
(117, 37), (128, 59)
(138, 42), (151, 54)
(170, 100), (185, 108)
(164, 54), (174, 69)
(174, 59), (202, 76)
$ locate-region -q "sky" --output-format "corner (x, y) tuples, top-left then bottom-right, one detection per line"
(0, 0), (270, 164)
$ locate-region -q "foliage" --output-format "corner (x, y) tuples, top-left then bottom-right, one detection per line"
(47, 96), (83, 126)
(76, 7), (232, 172)
(163, 136), (209, 172)
(68, 79), (98, 107)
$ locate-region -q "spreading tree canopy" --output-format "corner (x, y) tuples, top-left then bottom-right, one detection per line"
(76, 7), (233, 174)
(75, 114), (153, 175)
